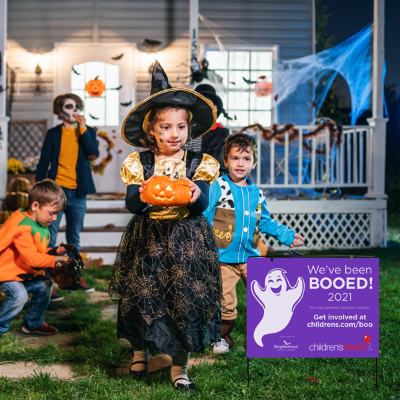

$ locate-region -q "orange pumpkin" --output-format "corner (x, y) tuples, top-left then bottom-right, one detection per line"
(85, 78), (105, 97)
(254, 80), (272, 97)
(142, 176), (192, 207)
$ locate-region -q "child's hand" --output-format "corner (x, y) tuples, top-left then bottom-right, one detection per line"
(182, 178), (201, 205)
(74, 114), (86, 129)
(56, 242), (68, 255)
(290, 233), (305, 248)
(139, 175), (159, 202)
(54, 255), (69, 263)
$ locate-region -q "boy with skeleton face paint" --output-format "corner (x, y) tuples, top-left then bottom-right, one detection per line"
(36, 94), (100, 297)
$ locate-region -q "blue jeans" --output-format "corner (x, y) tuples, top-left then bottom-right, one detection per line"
(0, 277), (53, 335)
(49, 187), (87, 254)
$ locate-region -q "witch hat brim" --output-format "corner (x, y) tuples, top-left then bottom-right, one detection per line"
(122, 61), (217, 147)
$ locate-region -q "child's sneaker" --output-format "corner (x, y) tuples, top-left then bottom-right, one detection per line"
(69, 278), (95, 293)
(22, 323), (58, 336)
(213, 338), (229, 353)
(50, 287), (65, 302)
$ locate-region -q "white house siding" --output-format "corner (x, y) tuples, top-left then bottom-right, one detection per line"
(6, 0), (313, 127)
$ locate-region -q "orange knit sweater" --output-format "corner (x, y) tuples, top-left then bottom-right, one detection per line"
(0, 208), (55, 282)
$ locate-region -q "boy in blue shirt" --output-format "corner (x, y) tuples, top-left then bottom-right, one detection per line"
(204, 133), (304, 353)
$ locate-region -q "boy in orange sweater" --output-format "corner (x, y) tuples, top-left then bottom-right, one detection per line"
(0, 180), (68, 336)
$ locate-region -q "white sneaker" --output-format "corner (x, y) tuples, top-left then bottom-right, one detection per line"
(213, 338), (229, 353)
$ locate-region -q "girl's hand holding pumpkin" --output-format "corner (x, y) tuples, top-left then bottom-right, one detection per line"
(139, 175), (159, 202)
(182, 178), (201, 205)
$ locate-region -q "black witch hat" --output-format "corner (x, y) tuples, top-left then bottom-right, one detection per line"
(122, 61), (217, 147)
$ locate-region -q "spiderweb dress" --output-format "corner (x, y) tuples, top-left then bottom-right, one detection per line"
(108, 150), (222, 357)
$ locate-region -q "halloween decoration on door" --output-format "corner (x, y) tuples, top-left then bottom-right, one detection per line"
(71, 61), (120, 126)
(91, 129), (115, 174)
(85, 77), (105, 97)
(142, 175), (192, 207)
(254, 80), (272, 97)
(47, 244), (83, 290)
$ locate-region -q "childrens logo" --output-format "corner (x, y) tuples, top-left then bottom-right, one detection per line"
(251, 268), (305, 346)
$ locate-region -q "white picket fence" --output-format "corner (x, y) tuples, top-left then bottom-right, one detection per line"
(236, 125), (373, 191)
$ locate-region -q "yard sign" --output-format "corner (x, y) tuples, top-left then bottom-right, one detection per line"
(247, 257), (379, 358)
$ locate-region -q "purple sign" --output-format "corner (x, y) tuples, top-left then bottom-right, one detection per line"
(247, 258), (379, 358)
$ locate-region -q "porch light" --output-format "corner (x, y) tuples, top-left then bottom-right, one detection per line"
(147, 52), (157, 72)
(33, 48), (43, 75)
(142, 38), (162, 73)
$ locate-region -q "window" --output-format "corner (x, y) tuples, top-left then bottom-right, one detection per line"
(204, 49), (275, 127)
(71, 61), (119, 126)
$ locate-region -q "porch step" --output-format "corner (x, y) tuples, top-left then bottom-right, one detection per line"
(80, 247), (119, 265)
(59, 226), (125, 233)
(86, 208), (128, 213)
(57, 231), (123, 247)
(81, 246), (118, 253)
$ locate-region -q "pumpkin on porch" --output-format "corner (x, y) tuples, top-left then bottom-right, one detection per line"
(85, 78), (105, 97)
(0, 211), (12, 224)
(10, 177), (32, 193)
(142, 175), (192, 207)
(5, 192), (29, 210)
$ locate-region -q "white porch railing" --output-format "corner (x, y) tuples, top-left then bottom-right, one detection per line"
(235, 125), (374, 190)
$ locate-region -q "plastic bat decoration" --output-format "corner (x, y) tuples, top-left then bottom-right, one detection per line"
(243, 77), (258, 85)
(89, 113), (100, 120)
(111, 53), (124, 60)
(0, 85), (9, 94)
(110, 85), (123, 90)
(72, 66), (81, 75)
(120, 101), (132, 107)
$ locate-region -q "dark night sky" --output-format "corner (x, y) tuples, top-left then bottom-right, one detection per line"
(322, 0), (400, 95)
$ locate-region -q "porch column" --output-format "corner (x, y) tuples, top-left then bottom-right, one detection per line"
(189, 0), (199, 73)
(0, 0), (9, 203)
(366, 0), (388, 199)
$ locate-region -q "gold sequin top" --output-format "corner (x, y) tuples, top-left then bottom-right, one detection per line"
(121, 151), (219, 219)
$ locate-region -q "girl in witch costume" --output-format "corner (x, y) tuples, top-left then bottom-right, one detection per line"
(108, 61), (222, 393)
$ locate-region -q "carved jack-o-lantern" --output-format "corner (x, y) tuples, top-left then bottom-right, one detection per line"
(254, 80), (272, 97)
(85, 78), (105, 97)
(142, 175), (192, 207)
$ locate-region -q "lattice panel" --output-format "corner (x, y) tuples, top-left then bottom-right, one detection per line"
(261, 212), (371, 250)
(8, 120), (47, 160)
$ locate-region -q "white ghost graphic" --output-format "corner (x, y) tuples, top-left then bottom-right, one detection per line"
(251, 268), (304, 347)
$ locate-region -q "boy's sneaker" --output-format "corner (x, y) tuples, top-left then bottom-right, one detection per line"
(22, 323), (58, 336)
(213, 338), (229, 354)
(50, 287), (65, 302)
(69, 278), (95, 293)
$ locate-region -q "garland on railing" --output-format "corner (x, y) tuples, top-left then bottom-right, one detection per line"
(238, 121), (343, 154)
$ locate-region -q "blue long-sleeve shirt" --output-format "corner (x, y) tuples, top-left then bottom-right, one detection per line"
(204, 175), (295, 263)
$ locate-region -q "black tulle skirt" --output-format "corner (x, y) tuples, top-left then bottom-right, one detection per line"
(108, 214), (222, 357)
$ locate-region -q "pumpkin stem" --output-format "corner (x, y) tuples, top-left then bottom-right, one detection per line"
(169, 162), (177, 181)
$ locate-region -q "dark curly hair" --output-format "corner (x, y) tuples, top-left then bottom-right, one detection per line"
(140, 105), (194, 155)
(53, 93), (84, 118)
(223, 133), (258, 164)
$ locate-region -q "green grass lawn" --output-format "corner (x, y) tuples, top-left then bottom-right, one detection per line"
(0, 247), (399, 399)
